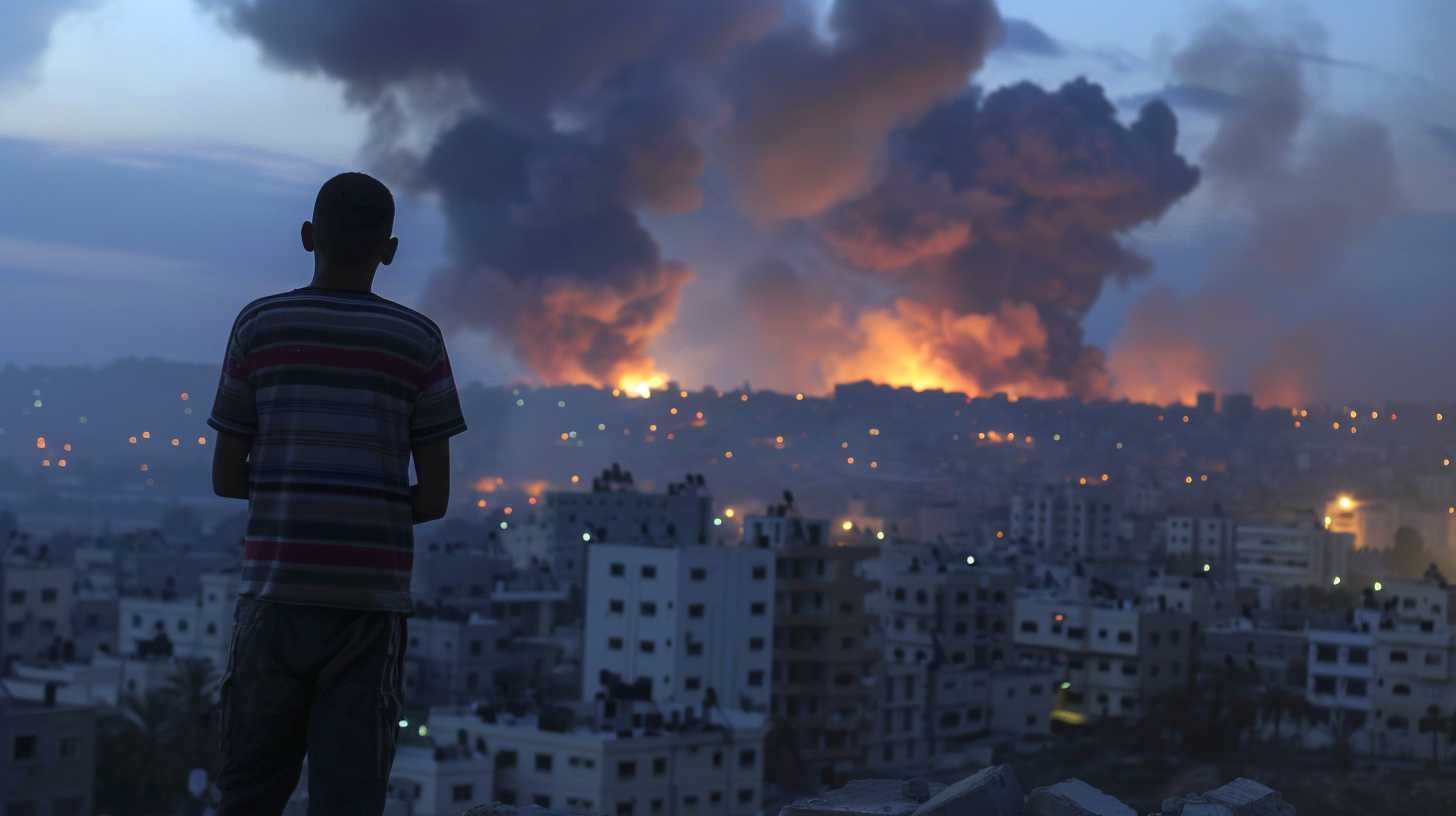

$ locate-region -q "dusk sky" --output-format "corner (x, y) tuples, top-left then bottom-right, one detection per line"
(1, 0), (1453, 405)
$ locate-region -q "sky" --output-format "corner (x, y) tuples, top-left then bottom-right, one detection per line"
(0, 0), (1452, 404)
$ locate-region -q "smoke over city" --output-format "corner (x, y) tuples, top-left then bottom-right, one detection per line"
(198, 0), (1433, 405)
(1108, 7), (1401, 406)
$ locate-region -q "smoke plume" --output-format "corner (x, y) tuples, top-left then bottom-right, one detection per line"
(203, 0), (1207, 399)
(1108, 6), (1399, 405)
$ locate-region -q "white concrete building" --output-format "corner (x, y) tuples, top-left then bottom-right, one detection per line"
(1234, 520), (1352, 589)
(0, 694), (96, 816)
(583, 543), (774, 713)
(117, 569), (239, 671)
(1009, 485), (1123, 560)
(1368, 577), (1456, 761)
(387, 739), (496, 816)
(1012, 592), (1193, 721)
(1164, 514), (1235, 566)
(0, 559), (76, 672)
(429, 701), (767, 816)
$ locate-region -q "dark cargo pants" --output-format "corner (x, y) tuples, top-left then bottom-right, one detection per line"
(217, 596), (407, 816)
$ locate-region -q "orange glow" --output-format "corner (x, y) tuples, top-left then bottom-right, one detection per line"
(847, 456), (855, 464)
(995, 530), (1005, 539)
(1100, 473), (1110, 482)
(775, 435), (785, 445)
(560, 432), (569, 441)
(795, 393), (805, 401)
(476, 499), (487, 509)
(679, 390), (688, 398)
(128, 436), (138, 445)
(1078, 477), (1088, 486)
(520, 479), (550, 497)
(35, 436), (45, 449)
(473, 476), (506, 493)
(58, 459), (67, 468)
(63, 443), (72, 452)
(503, 506), (513, 515)
(616, 371), (668, 399)
(1332, 421), (1341, 430)
(570, 474), (581, 484)
(670, 407), (679, 415)
(171, 438), (181, 447)
(142, 431), (151, 439)
(40, 459), (50, 468)
(723, 450), (734, 459)
(180, 392), (190, 401)
(649, 424), (658, 432)
(528, 496), (537, 505)
(197, 436), (207, 446)
(1184, 475), (1194, 484)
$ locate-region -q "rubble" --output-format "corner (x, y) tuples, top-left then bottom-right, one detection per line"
(1027, 779), (1137, 816)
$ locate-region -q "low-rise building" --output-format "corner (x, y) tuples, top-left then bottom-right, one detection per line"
(1234, 519), (1352, 590)
(0, 558), (76, 672)
(0, 693), (97, 816)
(1368, 576), (1456, 760)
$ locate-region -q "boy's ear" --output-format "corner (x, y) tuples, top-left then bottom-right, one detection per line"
(381, 236), (399, 266)
(301, 221), (316, 253)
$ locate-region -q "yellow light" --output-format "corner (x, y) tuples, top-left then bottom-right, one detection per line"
(1008, 432), (1017, 442)
(847, 456), (855, 464)
(649, 424), (658, 432)
(560, 432), (569, 441)
(612, 388), (622, 397)
(679, 390), (688, 398)
(1203, 563), (1212, 573)
(1324, 515), (1333, 528)
(1448, 506), (1454, 515)
(1373, 581), (1384, 591)
(724, 508), (736, 518)
(1078, 477), (1088, 486)
(995, 530), (1005, 540)
(868, 428), (880, 436)
(876, 531), (886, 540)
(978, 432), (987, 441)
(142, 431), (151, 439)
(1332, 576), (1342, 586)
(740, 394), (749, 402)
(570, 474), (581, 484)
(775, 435), (785, 445)
(1337, 495), (1354, 511)
(1101, 473), (1110, 482)
(1445, 458), (1451, 467)
(1332, 421), (1341, 430)
(1299, 409), (1308, 418)
(842, 520), (853, 531)
(965, 555), (976, 566)
(35, 436), (45, 450)
(128, 435), (138, 445)
(1349, 426), (1357, 435)
(670, 407), (679, 415)
(1349, 410), (1358, 419)
(869, 460), (878, 469)
(476, 499), (487, 509)
(418, 725), (428, 737)
(795, 393), (804, 401)
(1185, 475), (1194, 484)
(1053, 433), (1062, 442)
(1439, 413), (1446, 423)
(1371, 411), (1379, 420)
(723, 450), (733, 459)
(197, 436), (207, 446)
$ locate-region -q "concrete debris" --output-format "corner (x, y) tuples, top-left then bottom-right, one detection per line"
(910, 764), (1022, 816)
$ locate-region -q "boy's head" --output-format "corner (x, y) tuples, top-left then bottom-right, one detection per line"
(303, 172), (398, 271)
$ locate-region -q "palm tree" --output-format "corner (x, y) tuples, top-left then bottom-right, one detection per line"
(1420, 704), (1446, 768)
(160, 658), (222, 775)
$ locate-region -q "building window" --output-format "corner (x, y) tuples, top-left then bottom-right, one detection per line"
(750, 602), (766, 616)
(641, 602), (657, 616)
(713, 751), (723, 767)
(608, 637), (624, 651)
(534, 796), (552, 809)
(1149, 632), (1161, 646)
(651, 799), (665, 814)
(739, 789), (755, 804)
(131, 614), (142, 629)
(690, 568), (707, 581)
(12, 735), (37, 761)
(40, 589), (58, 603)
(739, 749), (756, 768)
(1347, 647), (1368, 664)
(617, 802), (633, 816)
(1117, 631), (1133, 643)
(1097, 660), (1110, 672)
(618, 760), (637, 780)
(688, 604), (705, 618)
(752, 566), (768, 580)
(1426, 653), (1443, 667)
(498, 790), (517, 805)
(748, 670), (765, 687)
(58, 737), (80, 760)
(640, 640), (656, 653)
(641, 565), (657, 579)
(8, 590), (24, 604)
(610, 563), (625, 577)
(1020, 621), (1038, 633)
(710, 791), (723, 804)
(654, 757), (668, 776)
(495, 750), (518, 769)
(1393, 684), (1411, 696)
(1315, 644), (1338, 663)
(51, 799), (84, 816)
(1390, 651), (1408, 663)
(1314, 676), (1336, 694)
(749, 637), (765, 651)
(470, 640), (484, 656)
(453, 785), (474, 803)
(1346, 679), (1367, 697)
(687, 642), (704, 656)
(5, 803), (39, 816)
(535, 753), (553, 772)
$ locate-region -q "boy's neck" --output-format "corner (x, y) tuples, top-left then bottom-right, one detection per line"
(308, 268), (376, 293)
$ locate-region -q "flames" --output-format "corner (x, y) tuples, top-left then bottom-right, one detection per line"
(616, 371), (670, 399)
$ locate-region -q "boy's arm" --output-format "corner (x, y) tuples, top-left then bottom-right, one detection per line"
(411, 438), (451, 524)
(212, 430), (253, 499)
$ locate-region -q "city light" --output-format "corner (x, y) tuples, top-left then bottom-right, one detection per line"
(1332, 576), (1342, 586)
(418, 725), (428, 737)
(35, 436), (45, 449)
(795, 393), (804, 401)
(40, 459), (50, 468)
(1337, 495), (1354, 511)
(876, 531), (885, 540)
(63, 443), (72, 452)
(965, 555), (976, 565)
(1060, 681), (1072, 690)
(570, 474), (581, 484)
(1324, 515), (1333, 528)
(142, 431), (151, 439)
(869, 461), (878, 469)
(713, 518), (723, 526)
(504, 506), (513, 515)
(171, 438), (181, 447)
(995, 530), (1005, 539)
(197, 436), (207, 446)
(180, 392), (189, 401)
(58, 459), (67, 468)
(680, 390), (688, 398)
(1373, 581), (1384, 592)
(723, 450), (733, 459)
(582, 532), (591, 542)
(841, 520), (853, 531)
(846, 457), (855, 464)
(868, 428), (880, 436)
(1203, 563), (1212, 573)
(499, 521), (509, 530)
(476, 499), (487, 509)
(724, 508), (735, 518)
(399, 719), (408, 728)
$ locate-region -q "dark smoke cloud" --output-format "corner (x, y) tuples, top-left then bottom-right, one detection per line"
(720, 0), (1002, 219)
(1, 0), (96, 86)
(814, 79), (1199, 397)
(201, 0), (782, 385)
(998, 18), (1065, 57)
(1109, 6), (1401, 405)
(1117, 84), (1245, 116)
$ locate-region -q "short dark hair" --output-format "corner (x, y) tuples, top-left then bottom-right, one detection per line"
(312, 172), (395, 265)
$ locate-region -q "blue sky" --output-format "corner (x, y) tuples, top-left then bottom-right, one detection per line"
(0, 0), (1452, 392)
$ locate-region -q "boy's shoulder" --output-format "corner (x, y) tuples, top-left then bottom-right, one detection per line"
(236, 289), (444, 340)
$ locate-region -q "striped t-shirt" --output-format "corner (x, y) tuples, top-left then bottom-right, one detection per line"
(207, 287), (467, 613)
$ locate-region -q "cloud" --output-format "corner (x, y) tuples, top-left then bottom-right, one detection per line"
(0, 234), (204, 287)
(997, 17), (1064, 57)
(0, 0), (97, 88)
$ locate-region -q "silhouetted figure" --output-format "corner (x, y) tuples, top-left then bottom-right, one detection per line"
(208, 173), (467, 815)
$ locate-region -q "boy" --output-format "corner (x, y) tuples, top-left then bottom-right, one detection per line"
(208, 172), (466, 815)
